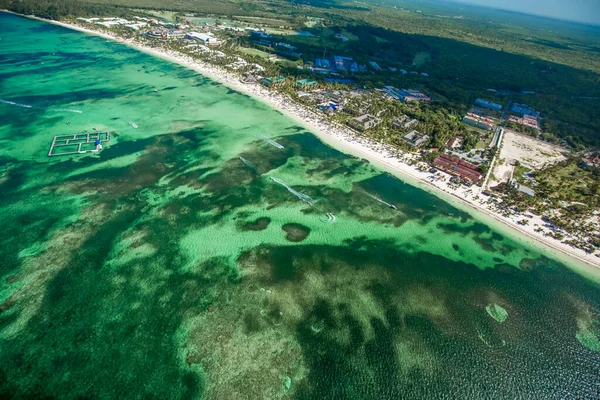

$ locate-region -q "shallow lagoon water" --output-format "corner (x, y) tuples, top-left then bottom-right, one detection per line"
(1, 12), (599, 399)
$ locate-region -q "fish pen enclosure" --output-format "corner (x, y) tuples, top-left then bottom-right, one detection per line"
(48, 132), (110, 156)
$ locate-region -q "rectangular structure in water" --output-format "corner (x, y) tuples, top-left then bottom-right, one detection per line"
(48, 132), (110, 157)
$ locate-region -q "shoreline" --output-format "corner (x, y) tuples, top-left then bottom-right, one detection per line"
(3, 10), (600, 277)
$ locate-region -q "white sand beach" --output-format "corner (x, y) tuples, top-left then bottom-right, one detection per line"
(7, 11), (600, 274)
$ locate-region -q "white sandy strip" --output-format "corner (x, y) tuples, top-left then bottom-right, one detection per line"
(5, 11), (600, 276)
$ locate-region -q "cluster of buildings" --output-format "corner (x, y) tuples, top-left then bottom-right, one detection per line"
(508, 103), (541, 131)
(312, 56), (362, 73)
(581, 154), (600, 170)
(463, 113), (495, 131)
(146, 28), (183, 39)
(508, 115), (540, 130)
(432, 153), (483, 184)
(510, 103), (540, 118)
(350, 114), (382, 132)
(382, 86), (431, 103)
(249, 31), (302, 56)
(462, 98), (500, 131)
(77, 17), (148, 30)
(391, 115), (428, 147)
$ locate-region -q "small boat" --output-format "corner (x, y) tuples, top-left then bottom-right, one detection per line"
(153, 89), (159, 93)
(389, 205), (397, 210)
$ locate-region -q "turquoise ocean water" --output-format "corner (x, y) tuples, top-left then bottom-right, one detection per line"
(0, 12), (599, 399)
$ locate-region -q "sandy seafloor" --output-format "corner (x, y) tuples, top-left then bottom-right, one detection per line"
(0, 12), (599, 399)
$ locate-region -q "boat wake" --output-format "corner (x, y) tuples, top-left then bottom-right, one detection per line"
(250, 133), (284, 149)
(319, 212), (336, 223)
(0, 99), (32, 108)
(239, 156), (258, 171)
(270, 177), (314, 205)
(0, 98), (82, 113)
(50, 108), (83, 113)
(364, 191), (397, 209)
(270, 176), (337, 222)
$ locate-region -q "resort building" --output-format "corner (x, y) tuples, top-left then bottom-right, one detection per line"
(261, 76), (286, 87)
(241, 73), (261, 84)
(296, 78), (317, 88)
(188, 32), (219, 45)
(447, 136), (464, 149)
(475, 98), (503, 111)
(399, 130), (429, 148)
(330, 56), (357, 71)
(508, 115), (540, 131)
(276, 42), (296, 51)
(369, 61), (382, 71)
(314, 58), (331, 68)
(317, 102), (340, 114)
(147, 29), (186, 39)
(392, 115), (418, 130)
(581, 156), (600, 169)
(432, 153), (483, 183)
(463, 113), (495, 130)
(125, 23), (147, 30)
(382, 86), (430, 103)
(350, 114), (382, 131)
(510, 103), (540, 118)
(516, 183), (535, 197)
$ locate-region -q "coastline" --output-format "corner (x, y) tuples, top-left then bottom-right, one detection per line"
(3, 11), (600, 277)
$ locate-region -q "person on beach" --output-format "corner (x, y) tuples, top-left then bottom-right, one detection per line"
(95, 138), (102, 151)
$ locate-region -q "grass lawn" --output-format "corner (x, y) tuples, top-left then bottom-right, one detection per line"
(239, 47), (270, 58)
(413, 51), (431, 67)
(265, 28), (299, 35)
(513, 165), (532, 184)
(341, 29), (360, 41)
(233, 15), (288, 26)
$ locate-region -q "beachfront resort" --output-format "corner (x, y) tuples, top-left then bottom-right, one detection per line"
(34, 12), (600, 265)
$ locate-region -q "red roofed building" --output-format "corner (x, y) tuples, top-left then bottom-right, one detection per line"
(432, 153), (483, 183)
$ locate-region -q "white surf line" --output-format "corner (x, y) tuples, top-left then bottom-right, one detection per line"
(239, 156), (258, 171)
(364, 191), (396, 209)
(0, 98), (82, 113)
